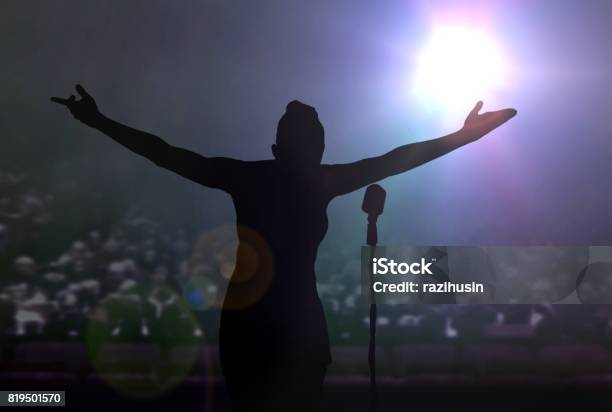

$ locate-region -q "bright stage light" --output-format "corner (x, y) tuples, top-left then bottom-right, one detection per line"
(413, 26), (510, 111)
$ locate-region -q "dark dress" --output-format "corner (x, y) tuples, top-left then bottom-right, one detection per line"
(218, 160), (334, 412)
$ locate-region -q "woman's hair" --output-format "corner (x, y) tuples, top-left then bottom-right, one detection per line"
(276, 100), (324, 147)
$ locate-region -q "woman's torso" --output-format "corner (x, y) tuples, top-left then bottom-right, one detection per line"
(219, 161), (333, 365)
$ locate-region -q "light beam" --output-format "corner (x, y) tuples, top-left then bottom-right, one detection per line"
(412, 26), (511, 112)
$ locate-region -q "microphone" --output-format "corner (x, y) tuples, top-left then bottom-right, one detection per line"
(362, 184), (386, 412)
(362, 184), (386, 246)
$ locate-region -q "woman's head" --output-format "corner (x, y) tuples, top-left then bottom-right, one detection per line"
(272, 100), (325, 166)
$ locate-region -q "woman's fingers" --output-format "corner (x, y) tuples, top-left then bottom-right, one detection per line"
(477, 109), (517, 131)
(469, 101), (484, 118)
(505, 108), (518, 119)
(484, 108), (518, 123)
(50, 94), (77, 106)
(50, 97), (70, 105)
(75, 84), (91, 99)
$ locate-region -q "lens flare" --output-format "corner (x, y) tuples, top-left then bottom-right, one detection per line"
(188, 224), (275, 310)
(86, 292), (210, 402)
(413, 26), (511, 111)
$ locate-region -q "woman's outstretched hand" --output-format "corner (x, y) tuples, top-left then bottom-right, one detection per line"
(51, 84), (100, 126)
(462, 101), (517, 141)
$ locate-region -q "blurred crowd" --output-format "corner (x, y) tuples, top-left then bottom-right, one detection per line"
(0, 171), (204, 343)
(2, 170), (612, 347)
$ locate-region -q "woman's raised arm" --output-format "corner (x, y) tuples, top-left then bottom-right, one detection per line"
(51, 84), (241, 191)
(324, 101), (517, 197)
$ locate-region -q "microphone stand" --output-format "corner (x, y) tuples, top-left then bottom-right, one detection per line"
(367, 214), (378, 412)
(362, 184), (386, 412)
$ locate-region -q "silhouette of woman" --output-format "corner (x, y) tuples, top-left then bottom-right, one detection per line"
(52, 85), (516, 412)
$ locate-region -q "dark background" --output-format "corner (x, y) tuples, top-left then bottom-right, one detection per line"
(2, 0), (612, 251)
